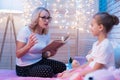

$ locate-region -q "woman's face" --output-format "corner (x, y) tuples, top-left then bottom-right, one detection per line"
(38, 10), (51, 29)
(90, 18), (101, 36)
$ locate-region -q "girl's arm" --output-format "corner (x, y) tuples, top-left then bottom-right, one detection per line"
(75, 58), (93, 69)
(81, 62), (104, 76)
(77, 50), (92, 69)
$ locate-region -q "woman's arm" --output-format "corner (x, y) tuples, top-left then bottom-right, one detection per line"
(16, 41), (31, 58)
(16, 33), (38, 58)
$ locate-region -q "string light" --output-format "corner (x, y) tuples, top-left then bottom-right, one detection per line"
(0, 0), (98, 32)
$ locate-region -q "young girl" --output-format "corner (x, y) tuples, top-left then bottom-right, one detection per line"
(57, 12), (119, 79)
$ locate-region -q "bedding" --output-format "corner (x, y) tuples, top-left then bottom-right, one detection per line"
(0, 69), (83, 80)
(0, 57), (86, 80)
(0, 66), (120, 80)
(0, 52), (119, 80)
(84, 67), (120, 80)
(0, 67), (120, 80)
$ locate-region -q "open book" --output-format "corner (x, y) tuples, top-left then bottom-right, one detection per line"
(42, 35), (69, 53)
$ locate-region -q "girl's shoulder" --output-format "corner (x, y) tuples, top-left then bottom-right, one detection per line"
(102, 39), (112, 46)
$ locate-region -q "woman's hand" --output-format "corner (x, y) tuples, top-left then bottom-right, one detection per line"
(42, 51), (51, 58)
(49, 49), (57, 56)
(26, 33), (38, 48)
(42, 49), (57, 58)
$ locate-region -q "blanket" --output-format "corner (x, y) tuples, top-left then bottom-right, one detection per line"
(0, 67), (120, 80)
(0, 69), (83, 80)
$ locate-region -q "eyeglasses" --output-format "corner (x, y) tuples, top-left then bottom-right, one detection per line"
(39, 16), (52, 22)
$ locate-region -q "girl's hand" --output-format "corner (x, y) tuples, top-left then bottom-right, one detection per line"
(88, 58), (93, 62)
(26, 33), (38, 48)
(72, 59), (80, 68)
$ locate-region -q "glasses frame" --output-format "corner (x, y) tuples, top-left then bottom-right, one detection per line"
(39, 16), (52, 22)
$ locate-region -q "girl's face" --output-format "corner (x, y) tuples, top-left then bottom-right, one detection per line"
(38, 10), (51, 29)
(90, 18), (101, 36)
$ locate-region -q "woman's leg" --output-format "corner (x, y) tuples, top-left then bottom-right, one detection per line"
(41, 58), (66, 74)
(16, 58), (66, 77)
(29, 65), (54, 77)
(16, 65), (30, 77)
(16, 61), (54, 77)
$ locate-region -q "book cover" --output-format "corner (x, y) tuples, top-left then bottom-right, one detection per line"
(42, 35), (69, 53)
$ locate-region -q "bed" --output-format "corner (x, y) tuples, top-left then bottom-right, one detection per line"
(0, 67), (120, 80)
(0, 69), (60, 80)
(0, 69), (83, 80)
(0, 57), (86, 80)
(0, 44), (120, 80)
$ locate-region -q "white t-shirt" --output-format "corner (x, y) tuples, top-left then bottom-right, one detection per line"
(86, 39), (115, 69)
(16, 26), (50, 66)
